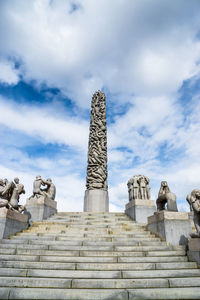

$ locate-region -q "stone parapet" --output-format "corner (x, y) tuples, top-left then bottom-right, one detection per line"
(25, 197), (57, 222)
(187, 238), (200, 266)
(125, 199), (156, 224)
(0, 207), (28, 239)
(147, 211), (192, 246)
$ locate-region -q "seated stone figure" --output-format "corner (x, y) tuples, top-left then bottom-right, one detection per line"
(156, 181), (178, 211)
(187, 189), (200, 237)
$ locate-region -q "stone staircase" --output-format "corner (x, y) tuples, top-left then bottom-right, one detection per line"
(0, 212), (200, 299)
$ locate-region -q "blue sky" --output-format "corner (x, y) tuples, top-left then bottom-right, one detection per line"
(0, 0), (200, 212)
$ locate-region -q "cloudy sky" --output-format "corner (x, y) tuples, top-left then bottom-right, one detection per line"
(0, 0), (200, 212)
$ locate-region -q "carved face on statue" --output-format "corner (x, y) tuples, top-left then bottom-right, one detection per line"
(192, 189), (200, 199)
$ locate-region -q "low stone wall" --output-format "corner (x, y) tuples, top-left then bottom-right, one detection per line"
(147, 211), (192, 246)
(0, 207), (28, 239)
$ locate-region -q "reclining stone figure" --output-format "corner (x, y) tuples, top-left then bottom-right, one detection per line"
(187, 189), (200, 237)
(156, 181), (178, 211)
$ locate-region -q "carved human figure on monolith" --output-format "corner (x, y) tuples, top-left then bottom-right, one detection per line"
(187, 189), (200, 237)
(84, 91), (109, 212)
(156, 181), (178, 211)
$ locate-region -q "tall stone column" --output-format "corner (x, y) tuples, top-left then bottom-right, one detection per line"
(84, 90), (109, 212)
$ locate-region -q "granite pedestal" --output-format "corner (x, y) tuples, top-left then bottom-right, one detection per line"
(84, 189), (109, 212)
(125, 199), (156, 223)
(25, 197), (57, 222)
(0, 207), (28, 239)
(147, 211), (192, 246)
(187, 238), (200, 266)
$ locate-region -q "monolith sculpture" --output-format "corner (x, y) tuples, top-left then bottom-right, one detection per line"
(84, 90), (109, 212)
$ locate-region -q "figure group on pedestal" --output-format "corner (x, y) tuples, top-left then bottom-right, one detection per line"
(127, 175), (151, 201)
(0, 177), (25, 213)
(29, 175), (56, 201)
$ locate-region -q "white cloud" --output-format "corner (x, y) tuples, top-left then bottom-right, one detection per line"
(1, 0), (200, 106)
(0, 96), (89, 150)
(0, 60), (19, 85)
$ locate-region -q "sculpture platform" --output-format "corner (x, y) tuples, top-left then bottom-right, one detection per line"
(84, 189), (109, 212)
(125, 199), (156, 223)
(0, 207), (28, 239)
(25, 196), (57, 222)
(188, 237), (200, 266)
(147, 211), (192, 246)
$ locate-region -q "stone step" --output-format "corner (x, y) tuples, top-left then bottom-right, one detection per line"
(79, 250), (186, 257)
(1, 287), (200, 300)
(0, 261), (196, 271)
(72, 277), (200, 289)
(1, 268), (200, 279)
(1, 276), (200, 289)
(0, 248), (187, 259)
(5, 238), (166, 246)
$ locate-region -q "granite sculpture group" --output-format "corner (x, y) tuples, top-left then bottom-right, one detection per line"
(126, 174), (200, 238)
(0, 175), (56, 214)
(0, 177), (25, 213)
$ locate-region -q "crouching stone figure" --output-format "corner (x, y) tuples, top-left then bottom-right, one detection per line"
(156, 181), (178, 212)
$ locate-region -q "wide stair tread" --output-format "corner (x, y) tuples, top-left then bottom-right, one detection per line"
(0, 211), (199, 299)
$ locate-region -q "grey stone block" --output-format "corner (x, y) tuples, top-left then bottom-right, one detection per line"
(187, 238), (200, 266)
(128, 287), (200, 299)
(169, 277), (200, 287)
(27, 269), (122, 278)
(8, 288), (128, 300)
(118, 256), (187, 263)
(123, 269), (200, 278)
(125, 199), (156, 223)
(0, 288), (9, 300)
(84, 189), (109, 212)
(0, 268), (27, 277)
(155, 262), (197, 269)
(72, 278), (168, 289)
(0, 208), (28, 239)
(0, 277), (72, 288)
(0, 261), (76, 270)
(25, 197), (57, 222)
(76, 262), (155, 270)
(147, 211), (192, 246)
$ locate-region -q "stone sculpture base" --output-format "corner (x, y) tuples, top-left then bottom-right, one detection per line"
(187, 238), (200, 266)
(84, 189), (109, 212)
(0, 207), (28, 239)
(25, 196), (57, 222)
(125, 199), (156, 223)
(147, 211), (192, 246)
